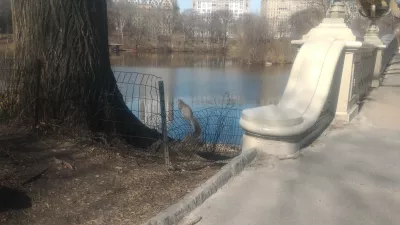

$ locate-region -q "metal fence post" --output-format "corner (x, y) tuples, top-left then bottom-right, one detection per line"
(158, 80), (171, 169)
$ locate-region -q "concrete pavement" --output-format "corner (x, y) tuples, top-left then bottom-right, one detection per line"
(179, 76), (400, 224)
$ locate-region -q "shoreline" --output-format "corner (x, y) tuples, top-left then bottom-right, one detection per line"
(1, 43), (294, 65)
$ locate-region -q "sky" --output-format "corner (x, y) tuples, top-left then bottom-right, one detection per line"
(178, 0), (261, 14)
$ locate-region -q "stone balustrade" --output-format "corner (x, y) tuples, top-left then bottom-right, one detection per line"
(371, 35), (398, 88)
(336, 43), (376, 122)
(336, 35), (398, 123)
(239, 1), (399, 158)
(381, 36), (398, 74)
(356, 47), (376, 99)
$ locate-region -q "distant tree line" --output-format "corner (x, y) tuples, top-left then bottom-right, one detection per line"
(106, 1), (296, 64)
(2, 0), (399, 64)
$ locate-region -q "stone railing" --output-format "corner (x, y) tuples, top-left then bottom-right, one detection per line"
(336, 35), (398, 123)
(354, 46), (376, 101)
(370, 35), (398, 87)
(238, 1), (399, 158)
(381, 36), (398, 74)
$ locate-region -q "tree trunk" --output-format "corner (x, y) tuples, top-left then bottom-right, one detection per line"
(12, 0), (161, 148)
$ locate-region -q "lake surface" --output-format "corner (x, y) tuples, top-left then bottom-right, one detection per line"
(111, 52), (291, 106)
(111, 52), (292, 145)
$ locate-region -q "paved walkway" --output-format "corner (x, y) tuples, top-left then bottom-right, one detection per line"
(180, 57), (400, 225)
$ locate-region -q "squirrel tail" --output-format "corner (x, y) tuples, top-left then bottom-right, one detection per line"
(190, 117), (202, 140)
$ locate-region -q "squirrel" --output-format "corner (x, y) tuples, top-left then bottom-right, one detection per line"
(177, 99), (202, 140)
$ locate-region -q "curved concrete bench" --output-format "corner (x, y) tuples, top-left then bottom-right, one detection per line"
(240, 39), (346, 158)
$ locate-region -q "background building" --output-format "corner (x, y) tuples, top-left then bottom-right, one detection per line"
(261, 0), (314, 38)
(261, 0), (358, 39)
(192, 0), (250, 18)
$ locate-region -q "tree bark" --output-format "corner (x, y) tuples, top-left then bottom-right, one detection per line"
(12, 0), (161, 148)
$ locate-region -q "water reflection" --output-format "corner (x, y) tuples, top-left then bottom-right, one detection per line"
(110, 52), (234, 69)
(111, 52), (291, 106)
(112, 52), (292, 144)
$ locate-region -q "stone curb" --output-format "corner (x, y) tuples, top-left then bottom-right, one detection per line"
(141, 149), (258, 225)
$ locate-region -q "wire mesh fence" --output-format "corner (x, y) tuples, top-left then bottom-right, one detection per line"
(0, 58), (277, 170)
(167, 97), (242, 144)
(165, 105), (243, 168)
(111, 71), (253, 168)
(164, 96), (280, 168)
(113, 70), (162, 131)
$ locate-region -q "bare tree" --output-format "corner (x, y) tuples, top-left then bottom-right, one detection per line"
(180, 9), (200, 39)
(154, 1), (180, 37)
(287, 0), (331, 39)
(125, 7), (150, 49)
(208, 10), (234, 50)
(11, 0), (161, 147)
(145, 9), (162, 39)
(289, 7), (325, 39)
(155, 8), (173, 36)
(289, 0), (360, 39)
(348, 16), (369, 37)
(377, 14), (400, 36)
(107, 0), (117, 34)
(233, 14), (269, 64)
(113, 0), (133, 43)
(303, 0), (330, 13)
(197, 14), (210, 39)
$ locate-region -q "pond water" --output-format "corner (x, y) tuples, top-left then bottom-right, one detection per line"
(111, 52), (292, 145)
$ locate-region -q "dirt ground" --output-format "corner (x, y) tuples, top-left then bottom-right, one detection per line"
(0, 127), (222, 225)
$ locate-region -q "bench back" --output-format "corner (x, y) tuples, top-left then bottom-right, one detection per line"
(278, 39), (346, 121)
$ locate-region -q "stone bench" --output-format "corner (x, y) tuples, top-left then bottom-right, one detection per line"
(240, 39), (346, 158)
